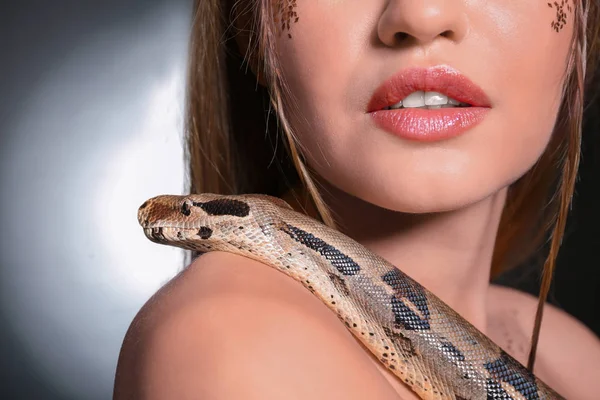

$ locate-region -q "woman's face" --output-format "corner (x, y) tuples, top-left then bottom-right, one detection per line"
(272, 0), (575, 212)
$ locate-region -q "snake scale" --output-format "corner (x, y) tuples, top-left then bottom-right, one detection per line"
(138, 193), (564, 400)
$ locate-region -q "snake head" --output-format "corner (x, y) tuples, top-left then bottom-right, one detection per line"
(138, 194), (249, 227)
(137, 193), (293, 251)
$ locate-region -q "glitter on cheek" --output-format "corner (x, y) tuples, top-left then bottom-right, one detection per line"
(273, 0), (299, 38)
(548, 0), (572, 32)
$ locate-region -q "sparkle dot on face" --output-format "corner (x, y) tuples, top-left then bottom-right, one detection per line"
(273, 0), (299, 38)
(548, 0), (572, 32)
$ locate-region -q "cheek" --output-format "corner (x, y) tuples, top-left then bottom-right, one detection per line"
(477, 2), (573, 174)
(273, 1), (371, 136)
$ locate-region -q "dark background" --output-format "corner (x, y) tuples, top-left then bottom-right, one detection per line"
(496, 78), (600, 336)
(1, 2), (598, 399)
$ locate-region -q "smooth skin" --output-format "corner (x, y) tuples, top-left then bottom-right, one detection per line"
(114, 0), (600, 398)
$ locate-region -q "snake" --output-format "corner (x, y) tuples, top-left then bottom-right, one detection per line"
(138, 193), (564, 400)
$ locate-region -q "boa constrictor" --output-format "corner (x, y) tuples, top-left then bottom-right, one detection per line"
(138, 193), (563, 400)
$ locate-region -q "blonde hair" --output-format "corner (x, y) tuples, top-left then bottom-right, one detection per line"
(185, 0), (600, 369)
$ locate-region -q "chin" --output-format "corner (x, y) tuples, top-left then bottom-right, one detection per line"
(383, 191), (502, 214)
(369, 187), (503, 214)
(322, 167), (512, 215)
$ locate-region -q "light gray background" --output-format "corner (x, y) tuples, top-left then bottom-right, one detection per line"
(1, 1), (191, 398)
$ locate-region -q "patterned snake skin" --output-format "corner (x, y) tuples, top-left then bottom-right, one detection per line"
(138, 193), (564, 400)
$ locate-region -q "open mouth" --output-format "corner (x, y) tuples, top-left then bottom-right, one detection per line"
(367, 66), (491, 142)
(381, 90), (473, 111)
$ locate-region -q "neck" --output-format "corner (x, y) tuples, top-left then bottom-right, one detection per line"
(282, 181), (507, 333)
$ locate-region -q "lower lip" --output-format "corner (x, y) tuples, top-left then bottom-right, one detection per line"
(370, 107), (490, 142)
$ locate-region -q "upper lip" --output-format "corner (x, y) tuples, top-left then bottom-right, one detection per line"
(367, 65), (491, 112)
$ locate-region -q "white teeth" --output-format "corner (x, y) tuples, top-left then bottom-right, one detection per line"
(425, 92), (448, 106)
(402, 91), (425, 108)
(386, 91), (468, 109)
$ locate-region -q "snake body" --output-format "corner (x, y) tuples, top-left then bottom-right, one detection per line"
(138, 193), (564, 400)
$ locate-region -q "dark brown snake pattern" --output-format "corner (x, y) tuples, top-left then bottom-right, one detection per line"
(138, 193), (565, 400)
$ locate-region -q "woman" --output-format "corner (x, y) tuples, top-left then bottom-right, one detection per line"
(114, 0), (600, 398)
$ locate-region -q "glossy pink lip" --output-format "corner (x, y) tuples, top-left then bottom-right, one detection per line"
(367, 65), (491, 142)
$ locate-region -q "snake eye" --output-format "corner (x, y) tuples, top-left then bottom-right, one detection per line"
(181, 200), (191, 216)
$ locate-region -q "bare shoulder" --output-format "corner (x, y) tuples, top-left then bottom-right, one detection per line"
(113, 251), (402, 400)
(489, 285), (600, 399)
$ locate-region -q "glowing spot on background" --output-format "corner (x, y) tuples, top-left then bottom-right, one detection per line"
(96, 65), (185, 299)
